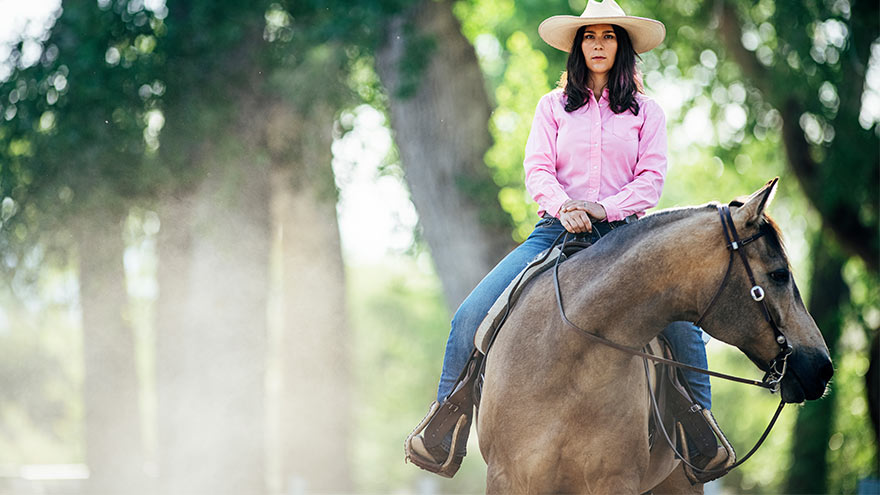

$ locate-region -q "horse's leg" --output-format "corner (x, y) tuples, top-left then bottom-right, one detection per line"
(486, 463), (517, 495)
(484, 447), (562, 494)
(651, 464), (703, 495)
(581, 467), (646, 494)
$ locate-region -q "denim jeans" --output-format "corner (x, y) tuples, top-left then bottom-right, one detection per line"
(661, 321), (711, 410)
(435, 218), (712, 411)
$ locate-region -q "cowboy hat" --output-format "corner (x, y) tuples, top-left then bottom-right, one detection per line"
(538, 0), (665, 54)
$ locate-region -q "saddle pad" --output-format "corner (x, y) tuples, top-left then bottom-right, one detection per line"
(474, 244), (564, 354)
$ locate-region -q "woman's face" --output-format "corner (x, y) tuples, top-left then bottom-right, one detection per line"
(581, 24), (618, 76)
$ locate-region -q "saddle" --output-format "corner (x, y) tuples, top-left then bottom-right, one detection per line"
(405, 237), (591, 477)
(405, 224), (726, 479)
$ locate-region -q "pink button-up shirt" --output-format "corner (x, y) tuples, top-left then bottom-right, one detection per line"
(523, 88), (667, 222)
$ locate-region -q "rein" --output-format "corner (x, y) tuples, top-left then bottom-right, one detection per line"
(552, 204), (794, 478)
(552, 205), (791, 391)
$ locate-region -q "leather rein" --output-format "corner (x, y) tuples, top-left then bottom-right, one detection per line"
(552, 204), (794, 476)
(553, 204), (792, 391)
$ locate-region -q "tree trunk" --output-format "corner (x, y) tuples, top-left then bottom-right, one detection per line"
(74, 204), (145, 494)
(154, 191), (195, 493)
(266, 100), (352, 492)
(155, 159), (271, 495)
(375, 0), (514, 311)
(154, 6), (272, 492)
(784, 229), (847, 494)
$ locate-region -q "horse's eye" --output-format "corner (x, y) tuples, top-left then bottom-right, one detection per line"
(769, 269), (790, 284)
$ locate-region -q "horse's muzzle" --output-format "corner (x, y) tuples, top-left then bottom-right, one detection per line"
(780, 347), (834, 403)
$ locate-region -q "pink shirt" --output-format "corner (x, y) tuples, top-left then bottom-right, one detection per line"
(523, 88), (667, 222)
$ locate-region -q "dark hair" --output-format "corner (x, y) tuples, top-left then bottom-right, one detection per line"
(560, 25), (642, 114)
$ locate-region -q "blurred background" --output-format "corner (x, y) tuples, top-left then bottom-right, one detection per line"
(0, 0), (877, 493)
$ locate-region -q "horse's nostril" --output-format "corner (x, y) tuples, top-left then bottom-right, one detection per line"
(819, 359), (834, 383)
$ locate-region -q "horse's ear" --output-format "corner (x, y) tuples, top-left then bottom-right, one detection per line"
(733, 178), (778, 226)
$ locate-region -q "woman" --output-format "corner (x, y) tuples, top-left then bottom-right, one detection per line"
(408, 0), (730, 482)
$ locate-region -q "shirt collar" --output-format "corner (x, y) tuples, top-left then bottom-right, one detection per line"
(588, 87), (609, 107)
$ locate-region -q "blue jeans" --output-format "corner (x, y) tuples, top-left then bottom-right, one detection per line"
(661, 322), (711, 410)
(436, 218), (712, 411)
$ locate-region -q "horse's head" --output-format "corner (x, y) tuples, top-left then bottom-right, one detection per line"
(701, 179), (833, 404)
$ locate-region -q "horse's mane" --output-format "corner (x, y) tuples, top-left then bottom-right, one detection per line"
(581, 202), (788, 264)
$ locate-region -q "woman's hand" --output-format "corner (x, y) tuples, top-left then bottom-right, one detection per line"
(560, 209), (593, 233)
(560, 200), (607, 222)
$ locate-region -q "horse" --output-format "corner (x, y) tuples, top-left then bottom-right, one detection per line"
(476, 179), (834, 494)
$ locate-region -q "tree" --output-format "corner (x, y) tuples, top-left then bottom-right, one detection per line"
(374, 0), (515, 311)
(265, 46), (354, 490)
(0, 1), (161, 491)
(153, 2), (272, 492)
(786, 231), (847, 494)
(709, 3), (877, 491)
(154, 2), (356, 492)
(714, 0), (877, 269)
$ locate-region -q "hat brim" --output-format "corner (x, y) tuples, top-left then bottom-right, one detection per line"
(538, 15), (666, 53)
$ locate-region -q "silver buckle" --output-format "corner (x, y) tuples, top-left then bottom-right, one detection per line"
(751, 285), (765, 301)
(765, 348), (792, 393)
(766, 374), (782, 394)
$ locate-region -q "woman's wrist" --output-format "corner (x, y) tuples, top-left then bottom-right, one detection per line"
(592, 202), (607, 221)
(560, 200), (607, 221)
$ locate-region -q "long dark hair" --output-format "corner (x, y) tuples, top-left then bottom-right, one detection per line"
(560, 25), (642, 114)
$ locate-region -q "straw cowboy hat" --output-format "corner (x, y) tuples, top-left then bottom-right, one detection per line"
(539, 0), (666, 54)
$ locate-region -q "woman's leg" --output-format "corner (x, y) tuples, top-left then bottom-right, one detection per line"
(436, 219), (565, 402)
(662, 322), (736, 481)
(661, 321), (711, 409)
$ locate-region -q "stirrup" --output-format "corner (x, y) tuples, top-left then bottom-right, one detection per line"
(680, 409), (736, 484)
(404, 401), (469, 478)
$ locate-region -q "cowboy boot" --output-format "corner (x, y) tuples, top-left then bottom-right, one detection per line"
(404, 401), (471, 478)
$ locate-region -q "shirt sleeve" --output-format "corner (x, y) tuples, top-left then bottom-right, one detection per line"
(599, 99), (668, 222)
(523, 92), (570, 218)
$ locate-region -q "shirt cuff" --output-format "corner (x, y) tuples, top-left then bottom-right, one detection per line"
(544, 194), (571, 218)
(599, 200), (622, 222)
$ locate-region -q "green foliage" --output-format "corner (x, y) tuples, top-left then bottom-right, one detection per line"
(486, 30), (552, 240)
(826, 337), (877, 493)
(0, 1), (163, 286)
(708, 343), (799, 494)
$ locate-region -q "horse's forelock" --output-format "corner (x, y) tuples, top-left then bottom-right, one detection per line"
(760, 214), (789, 263)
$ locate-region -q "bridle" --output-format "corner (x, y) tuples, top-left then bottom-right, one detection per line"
(551, 203), (794, 478)
(552, 204), (792, 391)
(692, 204), (793, 390)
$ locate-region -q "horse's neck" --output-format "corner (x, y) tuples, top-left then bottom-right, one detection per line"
(565, 211), (725, 348)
